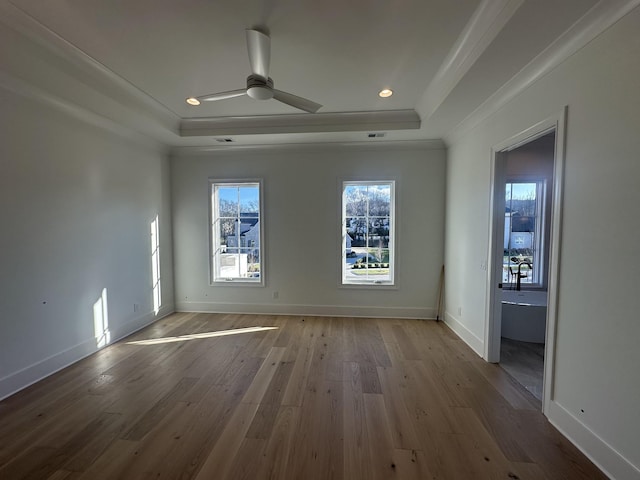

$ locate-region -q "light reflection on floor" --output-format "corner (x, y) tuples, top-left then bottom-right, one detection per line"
(126, 326), (278, 346)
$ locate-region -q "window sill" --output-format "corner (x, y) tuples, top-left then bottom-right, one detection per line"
(211, 279), (264, 287)
(340, 282), (397, 290)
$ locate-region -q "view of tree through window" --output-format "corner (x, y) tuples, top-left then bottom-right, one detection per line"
(504, 181), (542, 286)
(211, 182), (261, 283)
(342, 181), (394, 285)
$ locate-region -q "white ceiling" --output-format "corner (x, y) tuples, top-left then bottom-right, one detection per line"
(1, 0), (605, 147)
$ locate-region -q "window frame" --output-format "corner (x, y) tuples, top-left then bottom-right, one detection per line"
(504, 176), (546, 289)
(340, 180), (396, 287)
(209, 179), (264, 286)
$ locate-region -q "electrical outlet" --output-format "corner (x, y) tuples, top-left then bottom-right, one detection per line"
(457, 306), (462, 316)
(133, 303), (140, 313)
(272, 291), (279, 299)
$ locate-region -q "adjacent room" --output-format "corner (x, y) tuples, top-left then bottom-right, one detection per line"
(1, 1), (639, 478)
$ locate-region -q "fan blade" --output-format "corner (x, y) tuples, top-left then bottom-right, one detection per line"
(197, 89), (247, 102)
(246, 29), (270, 79)
(273, 89), (322, 113)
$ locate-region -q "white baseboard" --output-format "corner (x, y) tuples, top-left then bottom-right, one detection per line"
(547, 401), (640, 480)
(443, 311), (484, 356)
(175, 301), (434, 320)
(0, 337), (97, 402)
(0, 304), (174, 401)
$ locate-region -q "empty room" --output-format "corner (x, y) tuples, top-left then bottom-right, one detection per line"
(1, 1), (639, 479)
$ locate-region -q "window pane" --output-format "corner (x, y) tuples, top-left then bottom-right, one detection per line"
(365, 247), (389, 264)
(346, 217), (367, 247)
(218, 187), (238, 217)
(345, 185), (367, 216)
(239, 186), (260, 214)
(368, 185), (390, 216)
(218, 252), (241, 278)
(239, 217), (259, 246)
(240, 248), (260, 278)
(367, 218), (390, 248)
(219, 218), (237, 247)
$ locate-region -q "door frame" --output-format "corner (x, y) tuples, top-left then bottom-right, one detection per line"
(484, 107), (567, 415)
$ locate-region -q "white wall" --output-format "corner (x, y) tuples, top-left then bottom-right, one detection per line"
(0, 82), (174, 400)
(444, 8), (640, 479)
(171, 144), (445, 318)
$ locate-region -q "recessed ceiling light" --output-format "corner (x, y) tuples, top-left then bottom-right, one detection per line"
(378, 89), (393, 98)
(186, 97), (201, 106)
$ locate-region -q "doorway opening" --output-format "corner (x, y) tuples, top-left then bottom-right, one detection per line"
(485, 109), (566, 415)
(500, 133), (554, 403)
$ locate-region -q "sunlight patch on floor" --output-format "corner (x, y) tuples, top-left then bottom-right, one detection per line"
(126, 326), (278, 346)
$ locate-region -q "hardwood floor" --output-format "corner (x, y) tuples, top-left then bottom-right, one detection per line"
(0, 313), (606, 479)
(500, 338), (545, 402)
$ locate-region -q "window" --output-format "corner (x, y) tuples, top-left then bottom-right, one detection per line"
(210, 181), (262, 284)
(342, 181), (395, 285)
(503, 180), (545, 287)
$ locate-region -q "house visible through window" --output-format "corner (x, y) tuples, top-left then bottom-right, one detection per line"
(210, 181), (262, 283)
(503, 181), (544, 287)
(342, 181), (395, 285)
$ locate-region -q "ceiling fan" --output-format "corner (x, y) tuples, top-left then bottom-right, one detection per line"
(186, 29), (322, 113)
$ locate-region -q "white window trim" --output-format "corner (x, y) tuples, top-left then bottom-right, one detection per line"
(340, 180), (396, 287)
(209, 178), (265, 286)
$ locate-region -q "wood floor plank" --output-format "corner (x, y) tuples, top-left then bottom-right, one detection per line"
(377, 365), (422, 450)
(281, 339), (314, 406)
(253, 405), (300, 479)
(193, 402), (260, 480)
(141, 384), (242, 480)
(0, 446), (58, 480)
(452, 405), (532, 479)
(391, 324), (423, 360)
(471, 360), (540, 411)
(240, 347), (286, 404)
(121, 376), (198, 440)
(286, 380), (343, 480)
(74, 439), (138, 480)
(458, 370), (535, 463)
(46, 470), (81, 480)
(362, 393), (397, 480)
(392, 448), (436, 480)
(225, 437), (267, 480)
(342, 362), (373, 480)
(100, 401), (199, 478)
(0, 313), (607, 480)
(246, 359), (295, 439)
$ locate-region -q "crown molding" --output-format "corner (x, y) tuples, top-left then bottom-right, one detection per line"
(444, 0), (640, 145)
(0, 68), (169, 155)
(171, 139), (444, 157)
(417, 0), (524, 121)
(0, 0), (180, 133)
(179, 110), (421, 137)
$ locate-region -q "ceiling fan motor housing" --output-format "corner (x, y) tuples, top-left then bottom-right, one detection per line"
(246, 74), (274, 100)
